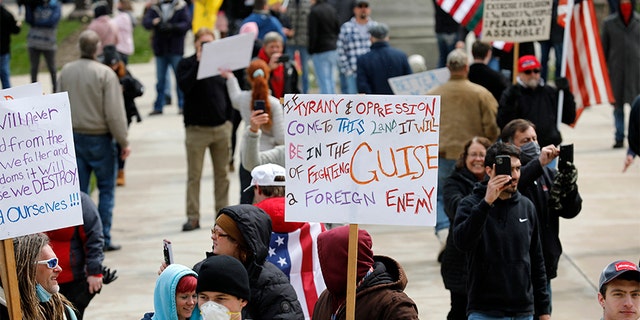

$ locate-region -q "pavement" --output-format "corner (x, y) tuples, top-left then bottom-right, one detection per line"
(5, 3), (640, 319)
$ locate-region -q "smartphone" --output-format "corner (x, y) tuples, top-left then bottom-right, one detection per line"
(254, 100), (265, 113)
(559, 143), (574, 170)
(163, 239), (174, 265)
(495, 155), (511, 176)
(277, 54), (290, 63)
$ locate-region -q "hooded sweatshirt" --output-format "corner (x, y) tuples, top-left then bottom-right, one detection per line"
(312, 226), (419, 320)
(141, 264), (201, 320)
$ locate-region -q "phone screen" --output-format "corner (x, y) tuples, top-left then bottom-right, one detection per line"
(559, 144), (574, 169)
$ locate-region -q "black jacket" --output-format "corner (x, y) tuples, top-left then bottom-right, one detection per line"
(498, 82), (576, 147)
(441, 167), (480, 294)
(1, 4), (21, 55)
(468, 63), (509, 103)
(177, 55), (232, 127)
(194, 205), (304, 320)
(518, 159), (582, 280)
(453, 183), (550, 317)
(308, 1), (340, 54)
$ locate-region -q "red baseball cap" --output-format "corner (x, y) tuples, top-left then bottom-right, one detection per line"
(518, 55), (541, 72)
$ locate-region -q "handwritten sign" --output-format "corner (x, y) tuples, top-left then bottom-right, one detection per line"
(0, 92), (82, 240)
(197, 32), (255, 80)
(283, 94), (440, 226)
(1, 83), (43, 101)
(481, 0), (552, 42)
(388, 68), (450, 96)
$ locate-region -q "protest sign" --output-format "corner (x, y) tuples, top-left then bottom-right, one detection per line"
(1, 82), (43, 101)
(388, 68), (450, 96)
(0, 92), (82, 240)
(197, 32), (255, 79)
(283, 94), (440, 226)
(482, 0), (553, 42)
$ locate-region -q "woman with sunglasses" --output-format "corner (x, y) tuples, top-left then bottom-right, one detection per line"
(193, 204), (303, 320)
(142, 264), (199, 320)
(440, 136), (492, 320)
(0, 233), (77, 320)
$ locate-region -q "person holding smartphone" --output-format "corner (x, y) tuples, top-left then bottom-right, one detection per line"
(453, 142), (551, 319)
(500, 119), (582, 316)
(220, 59), (285, 205)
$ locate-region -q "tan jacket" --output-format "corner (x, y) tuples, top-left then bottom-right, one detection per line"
(427, 74), (499, 160)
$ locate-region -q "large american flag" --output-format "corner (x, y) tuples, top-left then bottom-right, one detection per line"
(558, 0), (614, 124)
(267, 223), (326, 320)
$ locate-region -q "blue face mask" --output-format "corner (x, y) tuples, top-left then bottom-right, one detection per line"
(36, 284), (52, 302)
(519, 141), (540, 164)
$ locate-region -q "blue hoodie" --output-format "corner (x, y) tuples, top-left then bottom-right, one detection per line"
(141, 264), (201, 320)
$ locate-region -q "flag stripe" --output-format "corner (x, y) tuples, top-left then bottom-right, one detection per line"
(299, 223), (317, 318)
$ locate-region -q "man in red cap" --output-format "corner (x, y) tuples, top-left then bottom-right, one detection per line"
(497, 55), (577, 164)
(597, 260), (640, 320)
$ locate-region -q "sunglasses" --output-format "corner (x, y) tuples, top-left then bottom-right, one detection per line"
(523, 69), (540, 75)
(357, 3), (369, 8)
(36, 257), (59, 269)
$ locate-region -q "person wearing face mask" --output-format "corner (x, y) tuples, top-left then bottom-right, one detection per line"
(142, 264), (199, 320)
(602, 0), (640, 149)
(497, 55), (577, 161)
(0, 233), (77, 320)
(500, 119), (582, 317)
(196, 255), (251, 320)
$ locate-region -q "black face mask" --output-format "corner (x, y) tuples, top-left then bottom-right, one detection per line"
(519, 141), (540, 164)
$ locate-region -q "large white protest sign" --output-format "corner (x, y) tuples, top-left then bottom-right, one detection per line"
(388, 68), (450, 96)
(0, 92), (83, 240)
(197, 32), (255, 80)
(482, 0), (553, 42)
(283, 94), (440, 226)
(1, 82), (43, 101)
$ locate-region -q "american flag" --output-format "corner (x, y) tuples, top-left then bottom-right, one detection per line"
(267, 223), (326, 320)
(558, 0), (614, 125)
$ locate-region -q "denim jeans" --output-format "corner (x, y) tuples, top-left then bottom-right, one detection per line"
(436, 158), (456, 233)
(28, 47), (57, 92)
(468, 313), (533, 320)
(154, 54), (184, 112)
(74, 133), (118, 246)
(436, 32), (459, 68)
(0, 53), (11, 89)
(311, 50), (338, 94)
(286, 45), (310, 93)
(614, 103), (625, 143)
(539, 40), (563, 81)
(339, 72), (357, 94)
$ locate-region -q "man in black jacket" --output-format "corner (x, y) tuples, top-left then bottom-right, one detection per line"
(453, 142), (551, 319)
(308, 0), (340, 94)
(177, 27), (233, 232)
(500, 119), (582, 316)
(468, 40), (508, 102)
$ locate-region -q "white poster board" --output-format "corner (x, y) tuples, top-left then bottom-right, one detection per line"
(1, 83), (43, 101)
(0, 92), (83, 240)
(197, 32), (255, 80)
(283, 94), (440, 226)
(481, 0), (553, 42)
(388, 68), (450, 96)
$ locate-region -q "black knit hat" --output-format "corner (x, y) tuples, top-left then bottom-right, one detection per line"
(196, 255), (251, 301)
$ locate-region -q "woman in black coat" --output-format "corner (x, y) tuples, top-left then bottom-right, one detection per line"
(441, 136), (492, 320)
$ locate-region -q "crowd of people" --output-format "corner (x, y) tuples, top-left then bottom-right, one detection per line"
(0, 0), (638, 319)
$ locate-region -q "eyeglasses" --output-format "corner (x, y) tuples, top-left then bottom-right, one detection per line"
(523, 69), (540, 75)
(467, 153), (486, 159)
(211, 228), (234, 241)
(357, 3), (369, 8)
(36, 258), (59, 269)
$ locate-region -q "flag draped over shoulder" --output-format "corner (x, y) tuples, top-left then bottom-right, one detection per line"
(268, 223), (326, 320)
(559, 0), (614, 125)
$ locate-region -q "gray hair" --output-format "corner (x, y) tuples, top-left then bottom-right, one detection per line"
(446, 48), (469, 72)
(263, 31), (284, 46)
(78, 29), (101, 59)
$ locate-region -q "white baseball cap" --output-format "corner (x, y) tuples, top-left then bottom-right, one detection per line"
(243, 163), (286, 192)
